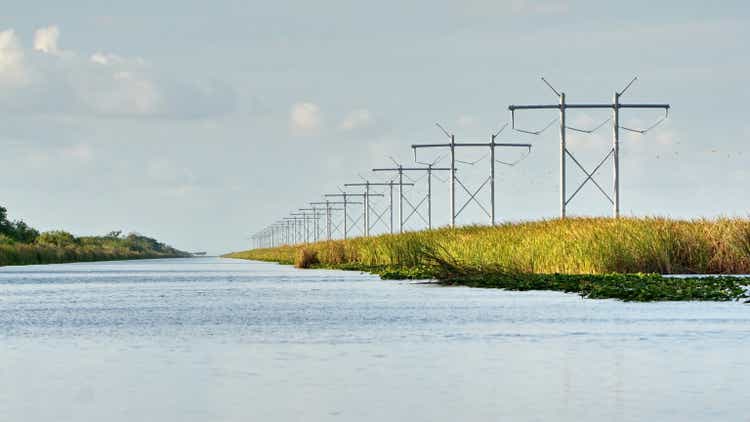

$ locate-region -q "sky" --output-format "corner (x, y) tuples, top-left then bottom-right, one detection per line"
(1, 0), (749, 254)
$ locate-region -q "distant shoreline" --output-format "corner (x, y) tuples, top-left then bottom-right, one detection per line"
(0, 244), (191, 267)
(0, 205), (191, 267)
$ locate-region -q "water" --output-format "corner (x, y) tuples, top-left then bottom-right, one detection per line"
(1, 258), (748, 421)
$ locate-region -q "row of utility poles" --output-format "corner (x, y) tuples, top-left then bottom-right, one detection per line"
(251, 77), (670, 249)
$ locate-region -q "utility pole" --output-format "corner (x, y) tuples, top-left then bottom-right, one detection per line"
(282, 218), (295, 244)
(266, 222), (281, 248)
(310, 201), (334, 240)
(412, 124), (531, 227)
(509, 77), (670, 218)
(322, 193), (364, 239)
(290, 213), (307, 243)
(283, 217), (302, 244)
(290, 211), (319, 243)
(326, 191), (383, 237)
(284, 215), (319, 244)
(310, 201), (345, 240)
(372, 164), (451, 231)
(370, 164), (405, 233)
(259, 225), (272, 248)
(273, 223), (282, 247)
(344, 180), (414, 235)
(299, 208), (326, 242)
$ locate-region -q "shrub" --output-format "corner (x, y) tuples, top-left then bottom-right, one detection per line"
(37, 231), (78, 247)
(294, 248), (319, 268)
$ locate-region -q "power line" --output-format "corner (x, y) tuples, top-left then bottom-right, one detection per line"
(343, 180), (414, 234)
(508, 76), (670, 217)
(411, 124), (532, 227)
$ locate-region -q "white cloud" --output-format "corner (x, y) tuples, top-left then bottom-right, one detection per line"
(0, 29), (28, 87)
(290, 102), (322, 134)
(90, 52), (146, 67)
(0, 25), (235, 119)
(33, 25), (62, 55)
(90, 52), (122, 65)
(338, 109), (375, 132)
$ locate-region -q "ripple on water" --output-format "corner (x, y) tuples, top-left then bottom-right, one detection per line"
(1, 257), (748, 422)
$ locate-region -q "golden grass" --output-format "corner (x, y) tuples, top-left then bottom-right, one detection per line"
(226, 217), (750, 275)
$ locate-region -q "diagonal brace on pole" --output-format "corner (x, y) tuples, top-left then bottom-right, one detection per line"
(412, 130), (531, 227)
(402, 195), (429, 226)
(455, 176), (492, 219)
(565, 149), (615, 206)
(508, 76), (670, 218)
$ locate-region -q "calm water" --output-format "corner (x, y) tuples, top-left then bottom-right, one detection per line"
(1, 258), (748, 421)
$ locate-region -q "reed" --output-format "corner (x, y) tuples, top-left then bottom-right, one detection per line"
(228, 217), (750, 275)
(225, 217), (750, 301)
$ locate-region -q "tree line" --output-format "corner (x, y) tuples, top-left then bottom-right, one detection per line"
(0, 205), (190, 266)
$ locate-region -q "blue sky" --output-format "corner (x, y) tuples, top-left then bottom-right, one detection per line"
(1, 0), (749, 253)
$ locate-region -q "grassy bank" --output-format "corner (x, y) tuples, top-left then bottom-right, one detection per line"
(0, 205), (190, 266)
(0, 233), (191, 266)
(225, 217), (750, 302)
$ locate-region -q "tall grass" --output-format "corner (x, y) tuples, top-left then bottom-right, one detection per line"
(0, 237), (190, 267)
(0, 243), (189, 266)
(226, 217), (750, 275)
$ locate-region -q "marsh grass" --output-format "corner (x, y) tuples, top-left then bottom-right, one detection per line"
(228, 217), (750, 275)
(0, 236), (190, 267)
(225, 217), (750, 301)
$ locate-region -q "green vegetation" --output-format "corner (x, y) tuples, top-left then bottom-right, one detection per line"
(445, 273), (748, 302)
(0, 205), (190, 267)
(225, 217), (750, 301)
